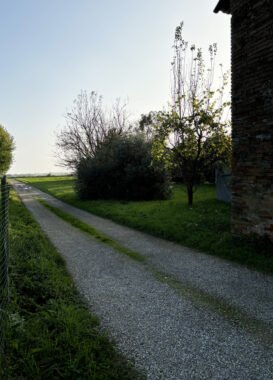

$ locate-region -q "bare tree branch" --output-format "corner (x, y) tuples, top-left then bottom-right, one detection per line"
(55, 91), (129, 170)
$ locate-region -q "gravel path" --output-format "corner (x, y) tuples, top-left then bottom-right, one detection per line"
(11, 180), (273, 379)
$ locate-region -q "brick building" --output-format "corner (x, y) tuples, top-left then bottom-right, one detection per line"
(214, 0), (273, 241)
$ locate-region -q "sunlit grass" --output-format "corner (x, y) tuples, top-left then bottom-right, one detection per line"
(18, 177), (273, 274)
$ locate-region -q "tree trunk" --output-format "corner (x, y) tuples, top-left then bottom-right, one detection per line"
(187, 184), (193, 206)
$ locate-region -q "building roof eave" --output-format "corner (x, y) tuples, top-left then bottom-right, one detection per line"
(214, 0), (231, 14)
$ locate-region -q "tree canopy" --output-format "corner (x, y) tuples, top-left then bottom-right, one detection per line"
(0, 125), (15, 174)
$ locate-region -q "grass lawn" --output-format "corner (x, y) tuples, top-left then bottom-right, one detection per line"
(0, 188), (143, 379)
(18, 176), (273, 275)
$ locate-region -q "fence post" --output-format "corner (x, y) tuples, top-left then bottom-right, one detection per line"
(0, 175), (9, 350)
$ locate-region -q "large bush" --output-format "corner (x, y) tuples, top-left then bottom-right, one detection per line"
(75, 133), (171, 201)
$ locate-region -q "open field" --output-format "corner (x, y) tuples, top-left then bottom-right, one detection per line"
(0, 188), (142, 379)
(18, 177), (273, 274)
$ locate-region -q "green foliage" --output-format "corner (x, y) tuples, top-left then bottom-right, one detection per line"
(151, 22), (231, 205)
(75, 133), (172, 201)
(138, 111), (159, 139)
(0, 125), (15, 174)
(18, 177), (273, 275)
(152, 110), (231, 179)
(1, 190), (143, 379)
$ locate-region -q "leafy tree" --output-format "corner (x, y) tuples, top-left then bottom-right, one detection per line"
(75, 132), (171, 201)
(55, 91), (129, 170)
(138, 111), (159, 139)
(0, 125), (15, 174)
(151, 22), (231, 205)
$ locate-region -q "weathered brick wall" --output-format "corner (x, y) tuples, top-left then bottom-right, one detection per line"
(230, 0), (273, 241)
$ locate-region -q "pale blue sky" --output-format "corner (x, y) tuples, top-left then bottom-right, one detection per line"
(0, 0), (231, 174)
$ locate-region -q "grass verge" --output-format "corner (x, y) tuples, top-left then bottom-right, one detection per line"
(17, 177), (273, 275)
(36, 197), (273, 347)
(0, 189), (143, 379)
(37, 198), (145, 263)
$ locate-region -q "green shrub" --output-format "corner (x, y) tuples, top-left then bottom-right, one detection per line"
(75, 133), (171, 201)
(0, 124), (15, 174)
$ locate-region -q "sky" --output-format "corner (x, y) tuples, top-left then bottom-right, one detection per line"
(0, 0), (231, 174)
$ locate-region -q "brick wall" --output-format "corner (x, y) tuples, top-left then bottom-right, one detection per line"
(230, 0), (273, 241)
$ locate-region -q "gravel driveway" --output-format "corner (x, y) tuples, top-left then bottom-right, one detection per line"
(11, 180), (273, 380)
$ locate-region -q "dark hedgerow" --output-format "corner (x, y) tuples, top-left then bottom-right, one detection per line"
(75, 133), (172, 201)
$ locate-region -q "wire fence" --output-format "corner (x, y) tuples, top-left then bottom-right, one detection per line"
(0, 176), (10, 351)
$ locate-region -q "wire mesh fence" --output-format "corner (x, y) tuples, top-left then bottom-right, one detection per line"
(0, 176), (10, 351)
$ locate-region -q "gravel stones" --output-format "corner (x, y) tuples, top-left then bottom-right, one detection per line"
(11, 180), (273, 380)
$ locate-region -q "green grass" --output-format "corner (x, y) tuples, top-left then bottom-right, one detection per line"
(36, 198), (273, 347)
(1, 189), (143, 379)
(37, 198), (145, 263)
(18, 176), (273, 275)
